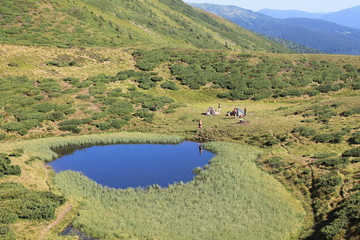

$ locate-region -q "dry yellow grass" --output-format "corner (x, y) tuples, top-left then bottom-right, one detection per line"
(0, 44), (136, 80)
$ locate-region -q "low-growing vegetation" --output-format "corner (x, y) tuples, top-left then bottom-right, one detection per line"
(0, 44), (359, 240)
(0, 153), (21, 177)
(0, 182), (65, 239)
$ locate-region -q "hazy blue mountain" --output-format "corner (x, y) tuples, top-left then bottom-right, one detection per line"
(259, 6), (360, 29)
(322, 6), (360, 29)
(190, 3), (360, 55)
(258, 9), (326, 19)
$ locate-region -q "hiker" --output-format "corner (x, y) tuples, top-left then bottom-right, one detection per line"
(205, 106), (219, 116)
(233, 108), (239, 119)
(218, 103), (221, 113)
(244, 107), (247, 116)
(233, 108), (238, 116)
(197, 119), (202, 135)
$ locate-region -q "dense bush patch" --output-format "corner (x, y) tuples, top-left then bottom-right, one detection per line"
(134, 50), (360, 100)
(320, 192), (360, 240)
(0, 182), (65, 238)
(342, 148), (360, 157)
(0, 153), (21, 177)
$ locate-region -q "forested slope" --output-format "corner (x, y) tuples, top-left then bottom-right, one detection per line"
(191, 3), (360, 55)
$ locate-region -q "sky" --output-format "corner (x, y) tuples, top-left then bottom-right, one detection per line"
(184, 0), (360, 13)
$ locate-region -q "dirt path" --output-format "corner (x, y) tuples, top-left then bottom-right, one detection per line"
(39, 203), (72, 240)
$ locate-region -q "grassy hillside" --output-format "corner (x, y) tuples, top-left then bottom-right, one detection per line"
(0, 0), (289, 52)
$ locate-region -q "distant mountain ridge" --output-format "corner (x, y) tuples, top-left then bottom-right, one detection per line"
(190, 3), (360, 55)
(259, 5), (360, 29)
(0, 0), (289, 53)
(258, 9), (327, 19)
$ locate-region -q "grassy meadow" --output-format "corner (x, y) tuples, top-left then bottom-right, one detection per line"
(0, 44), (359, 239)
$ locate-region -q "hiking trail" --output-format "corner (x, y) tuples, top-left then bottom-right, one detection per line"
(39, 203), (72, 240)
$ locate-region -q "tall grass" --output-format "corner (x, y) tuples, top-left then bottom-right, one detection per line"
(52, 141), (305, 240)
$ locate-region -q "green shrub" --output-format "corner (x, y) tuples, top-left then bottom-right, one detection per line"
(0, 209), (18, 224)
(341, 107), (360, 117)
(63, 77), (80, 85)
(0, 154), (21, 177)
(115, 70), (137, 80)
(252, 89), (273, 100)
(160, 81), (180, 90)
(63, 109), (76, 115)
(91, 112), (108, 120)
(59, 119), (83, 126)
(76, 95), (91, 99)
(0, 224), (10, 237)
(307, 89), (320, 96)
(9, 148), (24, 157)
(317, 84), (333, 93)
(313, 134), (334, 143)
(342, 148), (360, 157)
(313, 152), (337, 159)
(2, 122), (24, 132)
(95, 122), (111, 130)
(0, 134), (6, 141)
(315, 172), (342, 195)
(263, 139), (280, 147)
(314, 157), (349, 167)
(17, 113), (47, 122)
(12, 193), (58, 220)
(127, 86), (137, 92)
(151, 76), (163, 82)
(34, 95), (45, 101)
(19, 129), (28, 136)
(320, 192), (360, 240)
(292, 126), (316, 137)
(47, 111), (65, 121)
(107, 88), (122, 97)
(163, 108), (176, 114)
(349, 132), (360, 144)
(135, 109), (155, 122)
(59, 125), (81, 134)
(286, 89), (302, 97)
(109, 119), (127, 129)
(34, 102), (55, 113)
(108, 100), (134, 116)
(138, 79), (156, 90)
(20, 119), (41, 130)
(329, 134), (343, 144)
(265, 156), (285, 168)
(217, 92), (230, 99)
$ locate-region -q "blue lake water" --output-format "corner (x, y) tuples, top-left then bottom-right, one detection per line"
(49, 141), (214, 189)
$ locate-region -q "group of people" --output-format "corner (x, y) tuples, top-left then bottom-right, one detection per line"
(197, 105), (248, 135)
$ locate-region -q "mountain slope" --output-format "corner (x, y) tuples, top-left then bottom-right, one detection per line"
(0, 0), (289, 53)
(322, 5), (360, 30)
(190, 3), (360, 55)
(259, 5), (360, 30)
